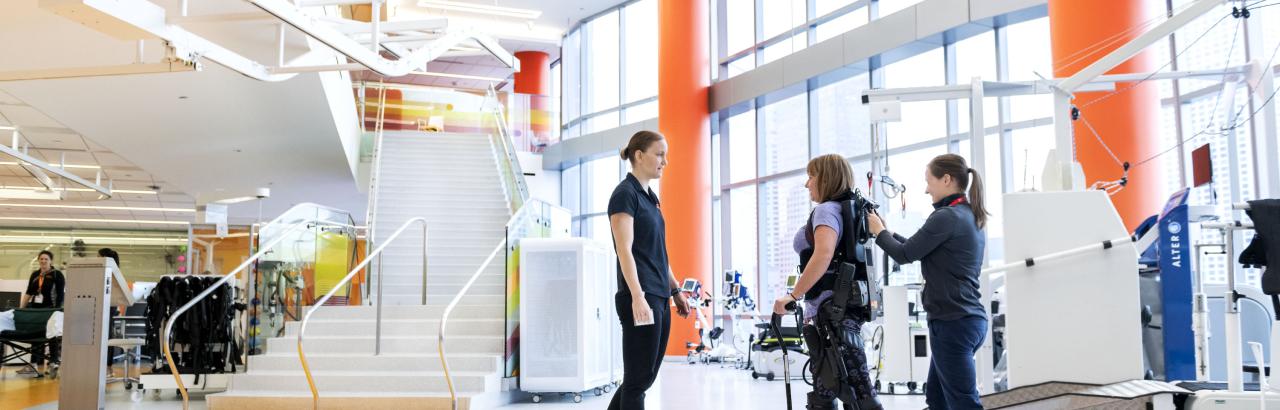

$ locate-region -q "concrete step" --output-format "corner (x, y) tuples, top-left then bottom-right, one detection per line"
(368, 294), (504, 305)
(378, 153), (494, 160)
(377, 273), (504, 287)
(267, 335), (503, 355)
(367, 287), (505, 300)
(374, 203), (509, 212)
(380, 142), (492, 150)
(374, 189), (505, 198)
(284, 318), (504, 338)
(368, 281), (504, 295)
(208, 392), (484, 410)
(378, 160), (496, 169)
(383, 241), (509, 253)
(377, 174), (501, 182)
(374, 208), (508, 218)
(226, 370), (494, 394)
(308, 304), (503, 320)
(248, 353), (500, 373)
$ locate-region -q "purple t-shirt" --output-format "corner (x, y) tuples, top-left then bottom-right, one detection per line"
(792, 201), (844, 254)
(792, 201), (843, 320)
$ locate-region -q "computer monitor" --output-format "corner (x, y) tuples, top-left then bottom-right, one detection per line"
(0, 291), (21, 310)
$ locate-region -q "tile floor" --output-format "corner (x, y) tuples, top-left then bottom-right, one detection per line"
(6, 361), (926, 409)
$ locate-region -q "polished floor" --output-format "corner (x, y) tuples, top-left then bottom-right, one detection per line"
(495, 362), (927, 410)
(4, 361), (927, 409)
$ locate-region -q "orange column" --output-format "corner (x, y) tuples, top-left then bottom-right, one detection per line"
(1050, 0), (1164, 231)
(513, 51), (551, 96)
(658, 0), (711, 356)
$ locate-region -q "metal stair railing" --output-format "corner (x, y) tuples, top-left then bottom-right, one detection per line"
(161, 202), (352, 410)
(296, 217), (429, 410)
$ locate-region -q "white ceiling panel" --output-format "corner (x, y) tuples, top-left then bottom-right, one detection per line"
(24, 133), (88, 151)
(0, 105), (63, 128)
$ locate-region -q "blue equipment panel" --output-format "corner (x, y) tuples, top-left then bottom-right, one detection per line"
(1159, 188), (1195, 381)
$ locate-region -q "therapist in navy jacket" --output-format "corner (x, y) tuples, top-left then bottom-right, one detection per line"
(868, 153), (989, 410)
(606, 130), (692, 410)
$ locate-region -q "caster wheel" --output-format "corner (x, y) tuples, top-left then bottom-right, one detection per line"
(131, 390), (144, 402)
(595, 387), (603, 396)
(922, 383), (927, 395)
(766, 373), (775, 382)
(752, 371), (760, 380)
(603, 384), (613, 393)
(573, 394), (582, 403)
(908, 382), (918, 392)
(889, 384), (896, 395)
(532, 394), (542, 403)
(125, 382), (133, 390)
(874, 380), (881, 392)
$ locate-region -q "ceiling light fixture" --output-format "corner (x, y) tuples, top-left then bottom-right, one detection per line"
(0, 216), (189, 225)
(417, 0), (542, 20)
(0, 161), (101, 170)
(0, 203), (194, 213)
(1, 186), (159, 195)
(0, 235), (189, 244)
(0, 189), (63, 200)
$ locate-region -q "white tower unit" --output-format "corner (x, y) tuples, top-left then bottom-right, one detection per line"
(520, 238), (617, 401)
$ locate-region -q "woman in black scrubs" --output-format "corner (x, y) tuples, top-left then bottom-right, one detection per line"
(868, 154), (989, 410)
(607, 130), (691, 410)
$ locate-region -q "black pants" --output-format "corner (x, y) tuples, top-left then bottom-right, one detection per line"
(608, 293), (670, 410)
(31, 340), (60, 367)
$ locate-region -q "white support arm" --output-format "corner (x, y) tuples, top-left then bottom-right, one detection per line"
(247, 0), (519, 75)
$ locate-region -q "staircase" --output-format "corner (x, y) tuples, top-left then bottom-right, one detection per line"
(209, 132), (513, 409)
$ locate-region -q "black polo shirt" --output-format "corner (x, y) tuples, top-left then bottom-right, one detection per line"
(608, 173), (671, 299)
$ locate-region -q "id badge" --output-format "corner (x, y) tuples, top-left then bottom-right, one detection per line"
(32, 295), (43, 304)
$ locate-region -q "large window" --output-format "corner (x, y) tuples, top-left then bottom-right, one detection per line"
(562, 31), (581, 128)
(815, 1), (867, 42)
(560, 1), (663, 138)
(760, 91), (810, 175)
(814, 73), (871, 158)
(760, 174), (807, 304)
(623, 0), (658, 103)
(585, 12), (620, 116)
(884, 48), (947, 149)
(727, 109), (758, 183)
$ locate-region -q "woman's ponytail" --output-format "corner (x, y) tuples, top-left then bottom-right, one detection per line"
(967, 168), (989, 230)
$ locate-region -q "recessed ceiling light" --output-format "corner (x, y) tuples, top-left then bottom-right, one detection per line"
(0, 186), (159, 195)
(0, 216), (189, 225)
(178, 96), (189, 100)
(0, 203), (193, 213)
(0, 161), (100, 170)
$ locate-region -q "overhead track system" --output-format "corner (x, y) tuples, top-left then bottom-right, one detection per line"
(0, 126), (113, 199)
(1, 0), (518, 82)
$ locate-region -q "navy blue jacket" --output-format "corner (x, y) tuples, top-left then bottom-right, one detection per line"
(875, 194), (987, 321)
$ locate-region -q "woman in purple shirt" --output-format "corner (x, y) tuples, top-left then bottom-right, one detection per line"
(772, 154), (881, 410)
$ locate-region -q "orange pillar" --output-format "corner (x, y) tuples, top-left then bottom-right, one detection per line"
(659, 0), (711, 355)
(513, 51), (551, 96)
(1050, 0), (1164, 231)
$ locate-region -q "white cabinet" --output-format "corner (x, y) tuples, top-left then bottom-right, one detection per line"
(520, 238), (620, 398)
